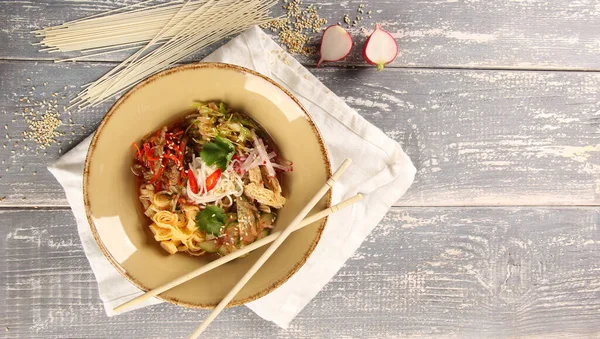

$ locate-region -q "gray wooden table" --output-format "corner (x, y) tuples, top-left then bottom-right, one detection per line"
(2, 0), (600, 338)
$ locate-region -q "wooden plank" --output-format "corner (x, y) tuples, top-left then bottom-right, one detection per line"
(0, 60), (119, 206)
(1, 61), (599, 207)
(2, 0), (600, 69)
(2, 207), (600, 338)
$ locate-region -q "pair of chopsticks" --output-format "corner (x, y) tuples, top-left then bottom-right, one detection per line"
(114, 158), (357, 338)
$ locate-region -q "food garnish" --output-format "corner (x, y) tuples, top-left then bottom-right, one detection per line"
(362, 24), (398, 71)
(317, 25), (353, 67)
(132, 101), (292, 257)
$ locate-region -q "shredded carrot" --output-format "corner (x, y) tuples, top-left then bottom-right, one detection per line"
(131, 142), (142, 159)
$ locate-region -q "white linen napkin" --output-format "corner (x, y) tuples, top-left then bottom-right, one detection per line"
(48, 26), (416, 328)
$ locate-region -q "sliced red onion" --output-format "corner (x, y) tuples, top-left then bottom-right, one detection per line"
(271, 163), (291, 171)
(253, 133), (275, 177)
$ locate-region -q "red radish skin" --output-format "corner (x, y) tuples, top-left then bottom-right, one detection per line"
(317, 25), (353, 67)
(363, 24), (398, 71)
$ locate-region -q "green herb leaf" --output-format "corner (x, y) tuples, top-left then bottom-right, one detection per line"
(238, 126), (251, 142)
(219, 102), (226, 114)
(231, 114), (257, 129)
(191, 101), (206, 108)
(200, 136), (235, 170)
(196, 205), (226, 236)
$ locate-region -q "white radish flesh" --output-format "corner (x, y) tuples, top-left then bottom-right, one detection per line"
(317, 25), (353, 67)
(363, 24), (398, 71)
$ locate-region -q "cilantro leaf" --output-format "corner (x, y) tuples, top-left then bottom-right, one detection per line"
(196, 205), (226, 236)
(200, 136), (235, 170)
(219, 102), (226, 114)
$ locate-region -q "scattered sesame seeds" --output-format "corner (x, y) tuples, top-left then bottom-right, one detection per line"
(22, 110), (63, 148)
(342, 3), (374, 29)
(343, 14), (351, 25)
(262, 0), (327, 56)
(20, 90), (71, 150)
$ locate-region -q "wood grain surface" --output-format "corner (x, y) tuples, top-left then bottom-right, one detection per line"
(3, 207), (600, 338)
(1, 0), (599, 337)
(2, 0), (600, 69)
(1, 61), (599, 207)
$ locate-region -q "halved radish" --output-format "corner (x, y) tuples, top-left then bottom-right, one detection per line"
(363, 24), (398, 71)
(317, 25), (353, 67)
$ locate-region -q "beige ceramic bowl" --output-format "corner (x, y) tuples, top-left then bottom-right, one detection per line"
(83, 62), (331, 308)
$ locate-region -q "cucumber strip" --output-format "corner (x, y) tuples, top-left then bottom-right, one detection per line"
(197, 240), (219, 253)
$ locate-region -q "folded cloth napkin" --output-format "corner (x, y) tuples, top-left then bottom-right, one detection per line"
(48, 26), (416, 328)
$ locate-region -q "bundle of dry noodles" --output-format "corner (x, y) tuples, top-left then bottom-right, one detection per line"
(33, 0), (278, 109)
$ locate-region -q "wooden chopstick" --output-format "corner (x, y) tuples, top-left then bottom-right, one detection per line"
(188, 158), (353, 338)
(113, 192), (363, 313)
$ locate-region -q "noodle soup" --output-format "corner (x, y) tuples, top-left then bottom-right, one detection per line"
(131, 101), (292, 257)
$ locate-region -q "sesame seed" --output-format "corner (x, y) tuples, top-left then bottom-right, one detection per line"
(261, 0), (327, 56)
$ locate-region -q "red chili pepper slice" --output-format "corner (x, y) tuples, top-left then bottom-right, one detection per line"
(187, 169), (199, 194)
(149, 159), (165, 184)
(177, 168), (184, 186)
(178, 138), (186, 163)
(205, 169), (222, 192)
(144, 143), (160, 162)
(164, 152), (181, 167)
(131, 142), (142, 160)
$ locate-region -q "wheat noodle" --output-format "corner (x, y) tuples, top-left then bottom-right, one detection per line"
(34, 0), (278, 109)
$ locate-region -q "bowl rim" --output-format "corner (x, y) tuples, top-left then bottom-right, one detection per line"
(82, 62), (332, 309)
